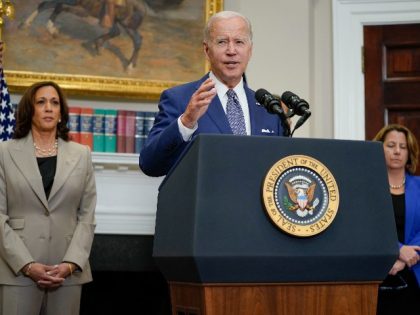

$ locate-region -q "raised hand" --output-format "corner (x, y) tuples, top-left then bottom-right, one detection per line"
(181, 78), (217, 129)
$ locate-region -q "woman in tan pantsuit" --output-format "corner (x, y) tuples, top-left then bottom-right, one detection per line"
(0, 81), (96, 315)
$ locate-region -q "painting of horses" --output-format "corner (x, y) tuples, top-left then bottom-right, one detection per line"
(3, 0), (223, 99)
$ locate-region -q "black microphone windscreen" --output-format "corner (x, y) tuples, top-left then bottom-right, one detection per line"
(255, 89), (270, 104)
(281, 91), (295, 105)
(281, 91), (309, 116)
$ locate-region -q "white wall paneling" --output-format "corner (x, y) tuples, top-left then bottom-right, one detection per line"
(92, 153), (163, 235)
(332, 0), (420, 140)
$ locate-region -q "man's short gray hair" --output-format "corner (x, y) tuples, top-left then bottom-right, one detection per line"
(203, 11), (253, 44)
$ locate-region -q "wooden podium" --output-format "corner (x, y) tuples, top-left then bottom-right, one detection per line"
(170, 282), (379, 315)
(153, 135), (398, 315)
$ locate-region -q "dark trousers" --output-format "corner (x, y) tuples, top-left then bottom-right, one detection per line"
(377, 268), (420, 315)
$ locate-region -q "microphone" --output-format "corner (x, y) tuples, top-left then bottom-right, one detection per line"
(255, 88), (290, 137)
(255, 89), (288, 121)
(281, 91), (312, 136)
(281, 91), (311, 117)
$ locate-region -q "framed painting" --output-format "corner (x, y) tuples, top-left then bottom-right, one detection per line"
(3, 0), (223, 100)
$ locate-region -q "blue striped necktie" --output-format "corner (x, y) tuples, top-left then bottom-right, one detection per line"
(226, 89), (246, 135)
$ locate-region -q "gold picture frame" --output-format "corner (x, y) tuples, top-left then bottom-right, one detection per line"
(3, 0), (223, 100)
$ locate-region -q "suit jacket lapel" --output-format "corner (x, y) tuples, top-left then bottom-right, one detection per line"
(206, 96), (232, 134)
(245, 85), (260, 135)
(48, 139), (82, 202)
(9, 133), (49, 209)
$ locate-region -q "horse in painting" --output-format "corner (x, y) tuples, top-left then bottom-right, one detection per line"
(21, 0), (146, 70)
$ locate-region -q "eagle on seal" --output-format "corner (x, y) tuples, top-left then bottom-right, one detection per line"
(285, 182), (316, 217)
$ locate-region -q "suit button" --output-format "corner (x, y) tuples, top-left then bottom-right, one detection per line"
(45, 211), (50, 216)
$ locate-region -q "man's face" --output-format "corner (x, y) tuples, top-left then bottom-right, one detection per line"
(204, 16), (252, 88)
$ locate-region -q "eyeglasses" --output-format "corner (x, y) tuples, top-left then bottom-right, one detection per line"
(379, 274), (408, 291)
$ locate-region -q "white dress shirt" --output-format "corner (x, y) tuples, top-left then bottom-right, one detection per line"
(178, 72), (251, 141)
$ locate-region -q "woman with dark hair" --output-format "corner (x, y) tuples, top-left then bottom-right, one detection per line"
(13, 81), (70, 141)
(0, 81), (96, 314)
(373, 124), (420, 315)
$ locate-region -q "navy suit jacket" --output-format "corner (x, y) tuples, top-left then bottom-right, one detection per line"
(139, 74), (285, 177)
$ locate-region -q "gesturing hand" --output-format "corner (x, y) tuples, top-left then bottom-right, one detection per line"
(181, 78), (217, 129)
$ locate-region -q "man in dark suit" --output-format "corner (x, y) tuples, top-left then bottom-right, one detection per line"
(139, 11), (285, 177)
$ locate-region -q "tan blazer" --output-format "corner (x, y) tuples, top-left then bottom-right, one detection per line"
(0, 132), (96, 286)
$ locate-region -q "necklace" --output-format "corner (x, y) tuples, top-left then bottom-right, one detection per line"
(34, 139), (58, 157)
(389, 177), (405, 189)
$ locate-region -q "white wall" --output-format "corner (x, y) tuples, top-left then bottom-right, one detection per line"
(216, 0), (333, 138)
(332, 0), (420, 140)
(11, 0), (334, 140)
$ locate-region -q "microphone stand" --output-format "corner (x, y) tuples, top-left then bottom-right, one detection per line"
(280, 114), (291, 137)
(290, 111), (311, 137)
(269, 104), (291, 137)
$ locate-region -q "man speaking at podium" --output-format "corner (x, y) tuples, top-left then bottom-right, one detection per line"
(139, 10), (286, 177)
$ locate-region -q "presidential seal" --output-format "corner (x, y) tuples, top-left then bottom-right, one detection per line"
(262, 155), (339, 237)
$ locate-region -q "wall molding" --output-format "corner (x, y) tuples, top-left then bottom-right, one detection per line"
(92, 153), (163, 235)
(332, 0), (420, 140)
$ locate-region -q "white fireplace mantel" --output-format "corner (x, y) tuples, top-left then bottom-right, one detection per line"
(92, 152), (163, 235)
